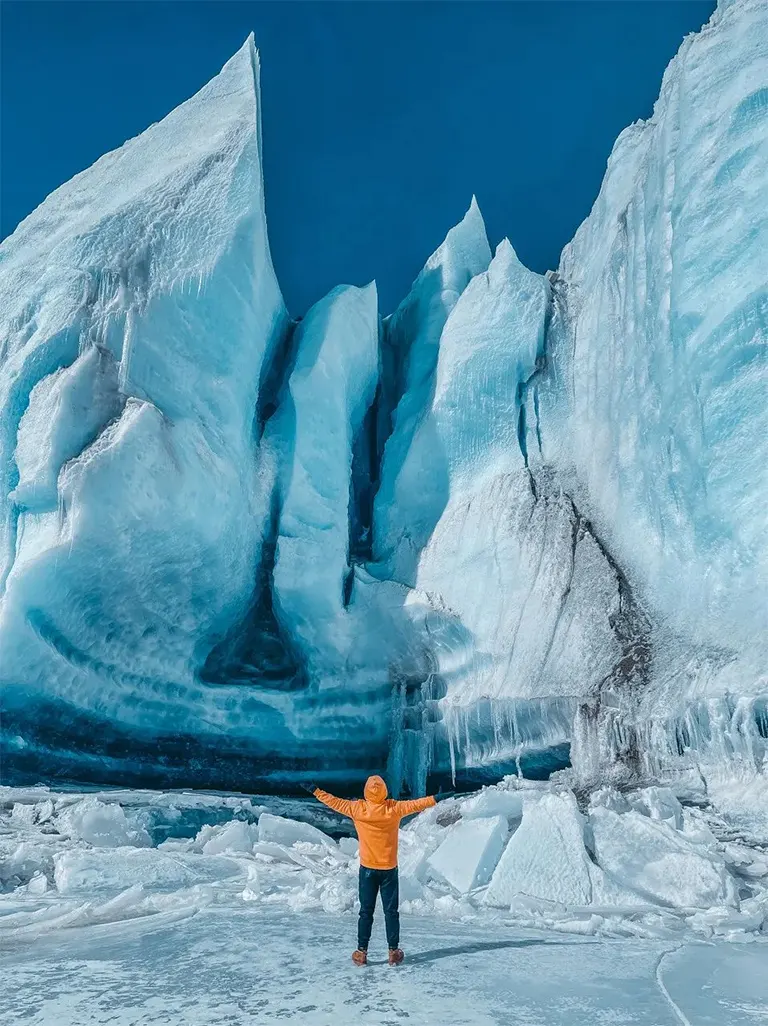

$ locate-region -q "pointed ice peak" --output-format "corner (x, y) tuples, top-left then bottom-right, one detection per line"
(493, 236), (518, 264)
(209, 32), (258, 94)
(386, 198), (491, 324)
(453, 237), (545, 303)
(488, 237), (539, 280)
(361, 279), (378, 301)
(421, 196), (492, 282)
(1, 31), (272, 280)
(0, 26), (287, 487)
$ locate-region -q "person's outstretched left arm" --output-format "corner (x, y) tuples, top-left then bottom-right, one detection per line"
(394, 795), (437, 819)
(302, 783), (357, 819)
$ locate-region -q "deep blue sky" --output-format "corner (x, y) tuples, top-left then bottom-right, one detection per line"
(2, 1), (714, 315)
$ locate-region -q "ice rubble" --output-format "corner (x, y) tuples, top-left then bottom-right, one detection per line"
(257, 811), (338, 851)
(0, 0), (766, 791)
(426, 814), (507, 894)
(1, 780), (766, 946)
(484, 793), (593, 908)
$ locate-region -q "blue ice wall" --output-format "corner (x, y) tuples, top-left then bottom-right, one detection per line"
(1, 1), (766, 792)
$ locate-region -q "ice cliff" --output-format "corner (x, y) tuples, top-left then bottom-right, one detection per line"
(1, 1), (766, 794)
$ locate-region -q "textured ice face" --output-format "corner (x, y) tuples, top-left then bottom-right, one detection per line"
(270, 282), (379, 679)
(0, 2), (766, 792)
(373, 196), (492, 583)
(0, 38), (294, 784)
(537, 0), (768, 700)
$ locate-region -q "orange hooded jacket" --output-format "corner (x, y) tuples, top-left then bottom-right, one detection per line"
(313, 776), (436, 870)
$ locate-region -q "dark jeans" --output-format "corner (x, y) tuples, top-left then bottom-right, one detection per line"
(358, 866), (399, 950)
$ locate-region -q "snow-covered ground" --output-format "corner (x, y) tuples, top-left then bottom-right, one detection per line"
(2, 777), (767, 1023)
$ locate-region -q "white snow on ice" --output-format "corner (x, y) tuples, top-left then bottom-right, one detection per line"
(1, 777), (767, 1024)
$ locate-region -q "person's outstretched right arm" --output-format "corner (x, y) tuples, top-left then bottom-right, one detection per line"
(395, 795), (437, 819)
(309, 786), (357, 819)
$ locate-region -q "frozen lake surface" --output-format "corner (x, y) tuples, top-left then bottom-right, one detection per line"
(3, 906), (768, 1026)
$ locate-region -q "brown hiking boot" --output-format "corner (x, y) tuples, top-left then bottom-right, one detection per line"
(388, 948), (404, 966)
(352, 949), (368, 966)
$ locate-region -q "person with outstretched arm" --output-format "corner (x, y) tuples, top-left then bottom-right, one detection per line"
(302, 775), (450, 965)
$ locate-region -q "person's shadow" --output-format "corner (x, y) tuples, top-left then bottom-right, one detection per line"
(371, 938), (575, 966)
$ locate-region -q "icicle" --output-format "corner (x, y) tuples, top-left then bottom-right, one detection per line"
(447, 701), (457, 786)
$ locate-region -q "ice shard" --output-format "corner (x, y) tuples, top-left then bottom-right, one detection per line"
(373, 196), (491, 583)
(0, 38), (292, 785)
(270, 282), (379, 679)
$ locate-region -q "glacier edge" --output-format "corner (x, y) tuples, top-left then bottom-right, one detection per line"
(0, 0), (766, 794)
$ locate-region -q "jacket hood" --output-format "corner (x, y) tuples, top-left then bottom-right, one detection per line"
(364, 775), (388, 803)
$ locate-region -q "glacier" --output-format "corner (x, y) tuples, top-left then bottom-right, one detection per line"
(0, 0), (766, 795)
